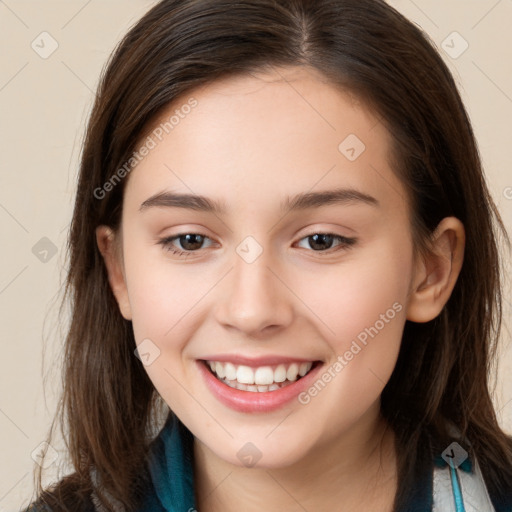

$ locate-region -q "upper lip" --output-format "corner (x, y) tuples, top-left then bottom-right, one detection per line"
(199, 354), (321, 367)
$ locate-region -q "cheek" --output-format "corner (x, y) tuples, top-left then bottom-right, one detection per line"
(120, 237), (189, 363)
(122, 231), (196, 328)
(292, 239), (412, 412)
(121, 244), (201, 412)
(121, 237), (220, 413)
(295, 237), (413, 341)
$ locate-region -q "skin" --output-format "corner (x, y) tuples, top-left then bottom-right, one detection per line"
(96, 65), (465, 511)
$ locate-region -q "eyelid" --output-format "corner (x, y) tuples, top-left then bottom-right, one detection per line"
(158, 232), (214, 253)
(294, 233), (357, 252)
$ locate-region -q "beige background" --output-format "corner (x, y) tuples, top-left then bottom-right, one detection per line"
(0, 1), (511, 510)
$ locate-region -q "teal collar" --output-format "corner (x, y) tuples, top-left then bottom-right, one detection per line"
(140, 414), (196, 512)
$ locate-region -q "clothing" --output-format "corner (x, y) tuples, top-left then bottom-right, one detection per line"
(25, 415), (511, 512)
(135, 415), (504, 512)
(135, 415), (195, 512)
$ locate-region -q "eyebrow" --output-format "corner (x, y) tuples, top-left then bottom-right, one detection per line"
(139, 187), (379, 214)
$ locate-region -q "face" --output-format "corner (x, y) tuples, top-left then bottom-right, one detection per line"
(102, 66), (420, 468)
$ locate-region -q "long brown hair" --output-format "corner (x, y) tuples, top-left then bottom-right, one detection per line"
(32, 0), (512, 510)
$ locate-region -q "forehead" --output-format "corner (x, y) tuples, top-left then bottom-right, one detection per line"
(123, 66), (406, 215)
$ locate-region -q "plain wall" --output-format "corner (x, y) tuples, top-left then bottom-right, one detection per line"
(0, 1), (511, 510)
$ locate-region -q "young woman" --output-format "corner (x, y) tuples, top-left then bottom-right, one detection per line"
(25, 0), (512, 511)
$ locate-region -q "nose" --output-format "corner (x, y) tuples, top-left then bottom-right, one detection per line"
(214, 246), (294, 338)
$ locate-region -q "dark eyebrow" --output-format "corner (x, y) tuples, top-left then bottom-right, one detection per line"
(139, 191), (228, 214)
(282, 188), (379, 211)
(139, 187), (379, 214)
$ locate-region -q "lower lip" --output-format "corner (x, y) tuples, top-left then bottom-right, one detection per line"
(197, 360), (323, 413)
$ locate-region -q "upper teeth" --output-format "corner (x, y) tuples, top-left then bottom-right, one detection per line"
(207, 361), (313, 385)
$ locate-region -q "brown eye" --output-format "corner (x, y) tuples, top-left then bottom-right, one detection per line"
(159, 233), (212, 256)
(174, 234), (205, 251)
(297, 233), (357, 253)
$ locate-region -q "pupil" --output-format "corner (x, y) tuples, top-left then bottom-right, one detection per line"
(309, 234), (333, 251)
(180, 234), (203, 250)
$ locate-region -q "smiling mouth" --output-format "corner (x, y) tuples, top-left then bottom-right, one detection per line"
(202, 360), (320, 393)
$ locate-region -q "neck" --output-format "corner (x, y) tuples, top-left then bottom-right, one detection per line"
(193, 405), (398, 512)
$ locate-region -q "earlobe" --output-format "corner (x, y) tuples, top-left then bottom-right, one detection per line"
(95, 225), (132, 321)
(406, 217), (465, 323)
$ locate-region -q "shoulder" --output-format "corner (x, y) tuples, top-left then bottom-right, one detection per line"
(432, 448), (512, 512)
(22, 505), (55, 512)
(22, 474), (97, 512)
(24, 466), (155, 512)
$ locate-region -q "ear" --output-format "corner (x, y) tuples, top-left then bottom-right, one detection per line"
(95, 225), (132, 321)
(406, 217), (465, 323)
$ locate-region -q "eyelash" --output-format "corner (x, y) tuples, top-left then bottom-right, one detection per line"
(158, 232), (357, 258)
